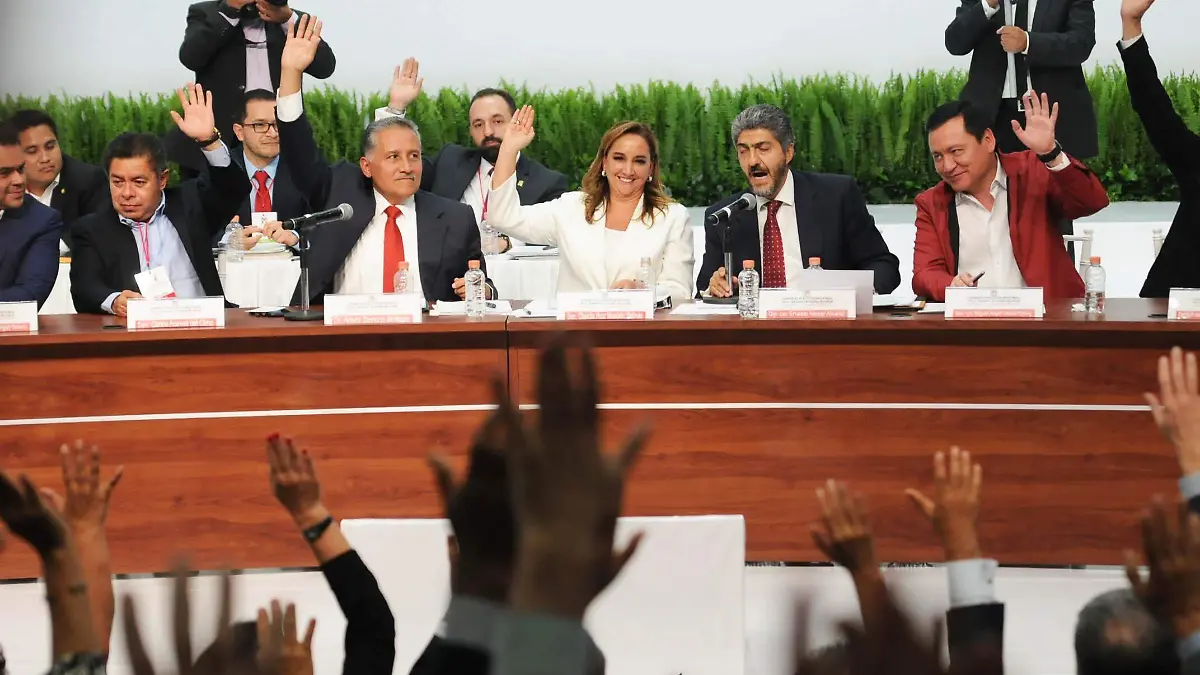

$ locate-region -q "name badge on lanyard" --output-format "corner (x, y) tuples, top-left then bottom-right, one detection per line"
(132, 222), (178, 299)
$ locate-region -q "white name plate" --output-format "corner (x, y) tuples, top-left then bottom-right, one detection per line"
(758, 289), (857, 319)
(945, 287), (1044, 319)
(0, 301), (38, 334)
(1168, 288), (1200, 320)
(556, 290), (654, 321)
(126, 297), (226, 331)
(324, 293), (424, 326)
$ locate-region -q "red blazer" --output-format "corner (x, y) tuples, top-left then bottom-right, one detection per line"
(912, 151), (1109, 301)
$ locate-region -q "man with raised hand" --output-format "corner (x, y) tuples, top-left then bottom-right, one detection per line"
(1146, 347), (1200, 514)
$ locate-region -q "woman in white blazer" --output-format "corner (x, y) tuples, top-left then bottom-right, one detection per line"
(486, 106), (694, 303)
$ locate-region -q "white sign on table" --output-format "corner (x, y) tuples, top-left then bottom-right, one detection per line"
(0, 301), (38, 333)
(944, 287), (1044, 319)
(324, 293), (424, 325)
(556, 289), (654, 320)
(758, 289), (857, 319)
(1168, 289), (1200, 320)
(126, 297), (226, 331)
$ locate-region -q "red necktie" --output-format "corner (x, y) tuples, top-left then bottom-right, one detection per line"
(253, 170), (272, 212)
(762, 200), (787, 288)
(382, 205), (406, 292)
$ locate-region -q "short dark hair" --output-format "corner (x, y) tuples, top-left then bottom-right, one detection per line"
(470, 88), (517, 117)
(238, 89), (277, 123)
(8, 109), (58, 137)
(925, 100), (992, 142)
(101, 132), (168, 174)
(0, 121), (19, 147)
(1075, 589), (1178, 675)
(193, 621), (257, 673)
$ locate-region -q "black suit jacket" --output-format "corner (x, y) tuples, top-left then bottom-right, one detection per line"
(0, 199), (62, 309)
(946, 603), (1005, 674)
(320, 550), (395, 675)
(946, 0), (1098, 158)
(278, 111), (491, 305)
(422, 144), (568, 219)
(219, 149), (310, 246)
(410, 637), (488, 675)
(1120, 38), (1200, 298)
(68, 156), (246, 314)
(49, 155), (109, 251)
(696, 170), (901, 295)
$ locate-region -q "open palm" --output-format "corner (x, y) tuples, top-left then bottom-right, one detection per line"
(170, 83), (217, 143)
(281, 14), (323, 73)
(1121, 0), (1155, 20)
(389, 58), (424, 110)
(502, 105), (537, 153)
(1012, 91), (1058, 155)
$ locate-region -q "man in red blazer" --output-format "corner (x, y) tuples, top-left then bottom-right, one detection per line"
(913, 93), (1109, 301)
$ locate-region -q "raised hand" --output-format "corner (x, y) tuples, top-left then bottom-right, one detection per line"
(812, 480), (879, 577)
(1125, 496), (1200, 638)
(267, 435), (324, 527)
(123, 562), (234, 675)
(905, 446), (983, 561)
(256, 600), (316, 675)
(1012, 91), (1059, 156)
(0, 471), (66, 556)
(1145, 347), (1200, 476)
(388, 57), (424, 111)
(1121, 0), (1156, 21)
(500, 105), (537, 154)
(39, 441), (124, 530)
(280, 14), (323, 75)
(170, 83), (218, 145)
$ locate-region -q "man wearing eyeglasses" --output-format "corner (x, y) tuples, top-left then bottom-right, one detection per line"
(221, 90), (308, 248)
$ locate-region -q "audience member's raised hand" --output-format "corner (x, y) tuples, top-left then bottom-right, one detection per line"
(388, 58), (424, 112)
(0, 471), (67, 556)
(39, 441), (123, 531)
(812, 480), (879, 578)
(280, 14), (323, 75)
(1145, 347), (1200, 476)
(905, 447), (983, 561)
(1125, 496), (1200, 639)
(267, 434), (325, 528)
(500, 106), (537, 154)
(507, 341), (650, 619)
(170, 83), (219, 146)
(123, 563), (233, 675)
(256, 600), (316, 675)
(1011, 91), (1059, 156)
(428, 376), (518, 603)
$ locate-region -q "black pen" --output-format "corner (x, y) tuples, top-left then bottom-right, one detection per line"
(971, 271), (986, 286)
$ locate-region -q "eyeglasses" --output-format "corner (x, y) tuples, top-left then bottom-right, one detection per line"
(244, 122), (278, 134)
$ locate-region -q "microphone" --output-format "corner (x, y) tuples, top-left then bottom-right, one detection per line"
(706, 193), (757, 225)
(281, 204), (354, 230)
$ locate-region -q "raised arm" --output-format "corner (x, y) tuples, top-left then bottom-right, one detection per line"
(811, 480), (886, 631)
(166, 83), (247, 234)
(1025, 0), (1097, 68)
(487, 106), (562, 246)
(178, 0), (250, 73)
(275, 15), (336, 207)
(1013, 91), (1109, 220)
(946, 0), (1000, 56)
(1145, 347), (1200, 514)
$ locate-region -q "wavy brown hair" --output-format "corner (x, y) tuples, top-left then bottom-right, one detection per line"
(581, 121), (673, 225)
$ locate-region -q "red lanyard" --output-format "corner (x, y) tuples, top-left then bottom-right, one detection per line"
(477, 165), (489, 222)
(136, 222), (152, 270)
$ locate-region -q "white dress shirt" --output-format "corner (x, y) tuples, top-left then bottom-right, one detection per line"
(27, 174), (59, 208)
(462, 157), (494, 224)
(756, 171), (808, 289)
(955, 159), (1027, 288)
(333, 190), (425, 299)
(486, 174), (695, 303)
(982, 0), (1036, 99)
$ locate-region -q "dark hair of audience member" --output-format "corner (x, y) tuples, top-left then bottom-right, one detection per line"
(1074, 589), (1179, 675)
(101, 132), (169, 175)
(470, 88), (517, 117)
(193, 620), (258, 675)
(0, 121), (19, 147)
(238, 90), (278, 123)
(924, 100), (992, 142)
(8, 109), (58, 137)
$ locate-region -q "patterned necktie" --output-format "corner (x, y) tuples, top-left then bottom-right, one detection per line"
(253, 170), (272, 212)
(382, 205), (406, 292)
(762, 200), (787, 288)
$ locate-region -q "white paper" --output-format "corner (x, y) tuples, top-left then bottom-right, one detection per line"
(251, 211), (277, 228)
(133, 266), (177, 299)
(672, 303), (740, 316)
(0, 301), (38, 333)
(919, 303), (947, 314)
(432, 300), (513, 316)
(511, 299), (558, 318)
(873, 293), (919, 307)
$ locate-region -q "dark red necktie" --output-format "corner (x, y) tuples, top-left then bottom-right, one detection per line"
(253, 170), (272, 212)
(382, 205), (406, 292)
(762, 200), (787, 288)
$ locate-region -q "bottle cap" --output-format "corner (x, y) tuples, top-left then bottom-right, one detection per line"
(808, 257), (822, 265)
(468, 260), (481, 270)
(396, 261), (410, 271)
(1089, 256), (1101, 264)
(742, 260), (755, 269)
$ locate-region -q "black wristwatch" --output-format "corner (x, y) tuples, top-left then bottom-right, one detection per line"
(302, 515), (334, 543)
(195, 128), (222, 147)
(1037, 141), (1064, 164)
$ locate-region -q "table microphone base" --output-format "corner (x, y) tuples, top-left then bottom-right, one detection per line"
(283, 308), (324, 322)
(701, 296), (739, 305)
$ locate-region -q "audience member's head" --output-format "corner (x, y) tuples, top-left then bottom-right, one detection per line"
(359, 116), (423, 205)
(194, 620), (258, 675)
(9, 109), (62, 195)
(233, 90), (281, 168)
(925, 100), (997, 196)
(468, 88), (518, 164)
(803, 642), (851, 675)
(1075, 588), (1179, 675)
(101, 132), (169, 223)
(731, 104), (796, 200)
(580, 120), (669, 224)
(0, 120), (27, 211)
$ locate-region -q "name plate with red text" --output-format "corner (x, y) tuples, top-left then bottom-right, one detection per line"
(945, 287), (1044, 319)
(0, 301), (37, 334)
(556, 290), (654, 321)
(1168, 289), (1200, 320)
(126, 297), (226, 331)
(757, 289), (857, 319)
(324, 293), (424, 326)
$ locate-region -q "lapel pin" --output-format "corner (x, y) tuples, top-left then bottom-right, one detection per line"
(517, 180), (525, 188)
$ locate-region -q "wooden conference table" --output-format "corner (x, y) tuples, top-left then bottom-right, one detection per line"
(0, 299), (1194, 579)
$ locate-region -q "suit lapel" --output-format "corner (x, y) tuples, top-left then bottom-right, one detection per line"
(791, 171), (823, 266)
(514, 155), (534, 202)
(51, 158), (69, 213)
(106, 213), (142, 287)
(730, 208), (760, 273)
(445, 154), (480, 203)
(944, 183), (961, 275)
(163, 189), (201, 271)
(414, 192), (447, 296)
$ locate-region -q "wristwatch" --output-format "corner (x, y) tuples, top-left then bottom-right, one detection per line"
(195, 128), (222, 147)
(302, 515), (334, 543)
(1037, 141), (1064, 165)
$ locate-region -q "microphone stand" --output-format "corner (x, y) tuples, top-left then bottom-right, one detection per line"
(283, 224), (323, 322)
(702, 217), (739, 305)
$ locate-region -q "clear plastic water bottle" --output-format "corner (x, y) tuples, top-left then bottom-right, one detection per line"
(635, 256), (656, 296)
(224, 221), (244, 263)
(465, 260), (486, 317)
(480, 222), (500, 255)
(392, 261), (410, 294)
(737, 260), (760, 318)
(808, 257), (823, 271)
(1084, 255), (1105, 315)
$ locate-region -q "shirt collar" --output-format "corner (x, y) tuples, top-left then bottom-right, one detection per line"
(118, 195), (167, 228)
(245, 152), (280, 182)
(373, 189), (417, 218)
(757, 170), (796, 210)
(954, 157), (1007, 205)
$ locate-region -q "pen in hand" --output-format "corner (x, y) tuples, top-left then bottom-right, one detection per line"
(971, 271), (986, 286)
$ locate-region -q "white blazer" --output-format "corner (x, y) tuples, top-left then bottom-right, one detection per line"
(487, 174), (695, 302)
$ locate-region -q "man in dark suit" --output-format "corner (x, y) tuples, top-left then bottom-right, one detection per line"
(70, 85), (247, 317)
(266, 17), (494, 306)
(1118, 0), (1199, 297)
(0, 121), (61, 309)
(9, 110), (108, 252)
(379, 59), (569, 250)
(698, 104), (900, 296)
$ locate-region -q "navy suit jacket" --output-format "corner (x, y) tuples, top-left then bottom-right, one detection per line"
(0, 199), (63, 309)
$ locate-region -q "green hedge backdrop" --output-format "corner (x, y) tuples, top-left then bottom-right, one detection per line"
(3, 66), (1197, 205)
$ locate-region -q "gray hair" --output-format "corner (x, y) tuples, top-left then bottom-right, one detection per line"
(730, 104), (795, 149)
(1074, 588), (1178, 675)
(361, 116), (422, 156)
